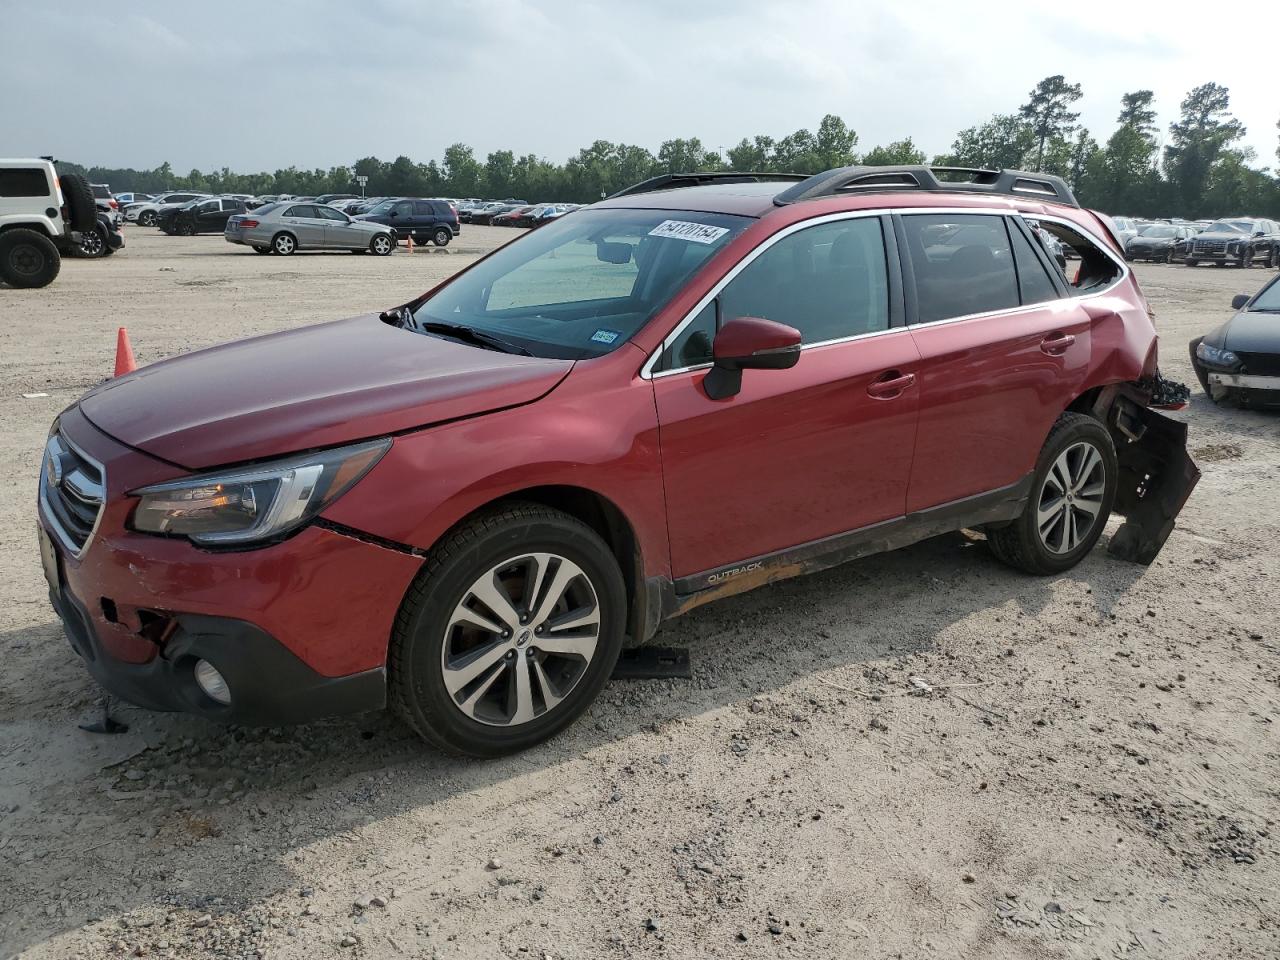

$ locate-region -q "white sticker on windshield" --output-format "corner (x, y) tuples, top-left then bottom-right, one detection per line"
(648, 219), (729, 244)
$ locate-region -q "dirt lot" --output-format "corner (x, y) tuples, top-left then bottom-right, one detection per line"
(1, 229), (1278, 960)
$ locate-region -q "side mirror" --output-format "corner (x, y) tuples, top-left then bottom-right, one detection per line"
(703, 317), (801, 400)
(1231, 294), (1250, 310)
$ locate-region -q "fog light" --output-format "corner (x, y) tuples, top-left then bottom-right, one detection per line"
(193, 659), (231, 705)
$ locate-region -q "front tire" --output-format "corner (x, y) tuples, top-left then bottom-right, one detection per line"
(139, 210), (157, 227)
(390, 503), (626, 756)
(987, 413), (1117, 575)
(76, 225), (106, 258)
(176, 221), (196, 237)
(369, 233), (394, 256)
(0, 228), (61, 288)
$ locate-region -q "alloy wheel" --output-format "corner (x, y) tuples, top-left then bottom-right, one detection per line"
(372, 234), (392, 255)
(274, 234), (295, 255)
(79, 230), (104, 257)
(441, 553), (600, 727)
(1036, 440), (1106, 555)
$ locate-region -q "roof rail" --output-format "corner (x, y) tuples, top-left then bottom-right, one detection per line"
(607, 171), (808, 199)
(773, 165), (1079, 208)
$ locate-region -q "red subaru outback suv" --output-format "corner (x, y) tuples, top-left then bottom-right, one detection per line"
(38, 166), (1198, 755)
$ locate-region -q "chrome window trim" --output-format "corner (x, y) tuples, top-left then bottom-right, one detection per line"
(39, 432), (107, 559)
(640, 206), (1129, 380)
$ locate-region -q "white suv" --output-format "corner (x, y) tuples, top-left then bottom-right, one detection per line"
(0, 158), (97, 288)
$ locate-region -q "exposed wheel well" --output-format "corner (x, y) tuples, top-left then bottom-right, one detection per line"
(1066, 387), (1104, 417)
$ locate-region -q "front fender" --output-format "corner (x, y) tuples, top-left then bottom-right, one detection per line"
(320, 355), (671, 580)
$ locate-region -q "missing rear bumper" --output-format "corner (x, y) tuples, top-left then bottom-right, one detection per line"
(1105, 394), (1200, 564)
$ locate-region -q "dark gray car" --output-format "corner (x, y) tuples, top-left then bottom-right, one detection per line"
(1190, 274), (1280, 405)
(224, 201), (397, 256)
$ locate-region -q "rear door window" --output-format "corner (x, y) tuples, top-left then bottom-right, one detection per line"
(1035, 220), (1123, 293)
(0, 168), (50, 197)
(901, 214), (1019, 323)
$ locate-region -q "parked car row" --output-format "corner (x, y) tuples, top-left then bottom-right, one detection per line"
(1119, 216), (1280, 268)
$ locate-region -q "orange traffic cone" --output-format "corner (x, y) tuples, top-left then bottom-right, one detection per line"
(405, 235), (415, 253)
(114, 327), (137, 377)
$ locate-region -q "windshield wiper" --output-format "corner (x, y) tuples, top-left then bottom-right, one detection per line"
(417, 319), (533, 356)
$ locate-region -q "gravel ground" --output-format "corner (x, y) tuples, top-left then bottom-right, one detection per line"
(1, 230), (1278, 960)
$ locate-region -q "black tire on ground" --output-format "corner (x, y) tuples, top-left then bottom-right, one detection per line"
(59, 174), (97, 231)
(138, 210), (157, 227)
(176, 221), (196, 237)
(1188, 337), (1213, 397)
(389, 502), (626, 757)
(432, 228), (451, 247)
(0, 228), (61, 288)
(252, 245), (271, 254)
(369, 233), (394, 256)
(271, 232), (296, 255)
(76, 224), (106, 258)
(1271, 246), (1280, 269)
(1185, 259), (1198, 267)
(986, 413), (1118, 576)
(1238, 251), (1250, 268)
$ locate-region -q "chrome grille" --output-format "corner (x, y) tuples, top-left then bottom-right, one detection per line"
(1194, 240), (1224, 254)
(40, 432), (105, 555)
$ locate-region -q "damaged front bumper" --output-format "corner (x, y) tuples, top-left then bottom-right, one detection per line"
(1096, 384), (1200, 564)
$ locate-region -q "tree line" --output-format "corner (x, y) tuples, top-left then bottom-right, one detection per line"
(64, 78), (1280, 219)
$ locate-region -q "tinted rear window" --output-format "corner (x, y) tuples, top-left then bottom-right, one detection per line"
(902, 214), (1019, 323)
(91, 185), (111, 198)
(0, 168), (51, 197)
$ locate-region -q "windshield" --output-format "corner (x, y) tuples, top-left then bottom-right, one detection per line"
(411, 207), (752, 359)
(1139, 225), (1178, 238)
(1207, 221), (1251, 234)
(1251, 278), (1280, 312)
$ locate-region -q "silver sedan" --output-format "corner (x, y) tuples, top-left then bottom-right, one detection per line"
(225, 201), (397, 255)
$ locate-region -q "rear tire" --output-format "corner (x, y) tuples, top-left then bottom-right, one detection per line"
(390, 503), (626, 756)
(432, 228), (451, 247)
(1184, 259), (1198, 267)
(0, 228), (61, 288)
(987, 413), (1117, 576)
(252, 245), (271, 254)
(271, 232), (296, 255)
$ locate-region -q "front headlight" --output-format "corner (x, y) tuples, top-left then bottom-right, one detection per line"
(130, 438), (390, 545)
(1195, 341), (1240, 368)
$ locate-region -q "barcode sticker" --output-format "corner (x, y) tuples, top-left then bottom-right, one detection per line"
(648, 220), (729, 244)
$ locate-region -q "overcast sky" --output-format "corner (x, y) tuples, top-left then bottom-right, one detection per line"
(3, 0), (1277, 173)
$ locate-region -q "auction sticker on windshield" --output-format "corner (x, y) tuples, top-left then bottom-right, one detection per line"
(648, 220), (730, 244)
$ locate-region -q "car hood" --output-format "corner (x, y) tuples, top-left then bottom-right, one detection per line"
(1222, 311), (1280, 353)
(1130, 236), (1175, 247)
(1195, 231), (1247, 241)
(78, 314), (574, 470)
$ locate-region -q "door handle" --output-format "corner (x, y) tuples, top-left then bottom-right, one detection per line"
(866, 371), (915, 399)
(1040, 332), (1076, 356)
